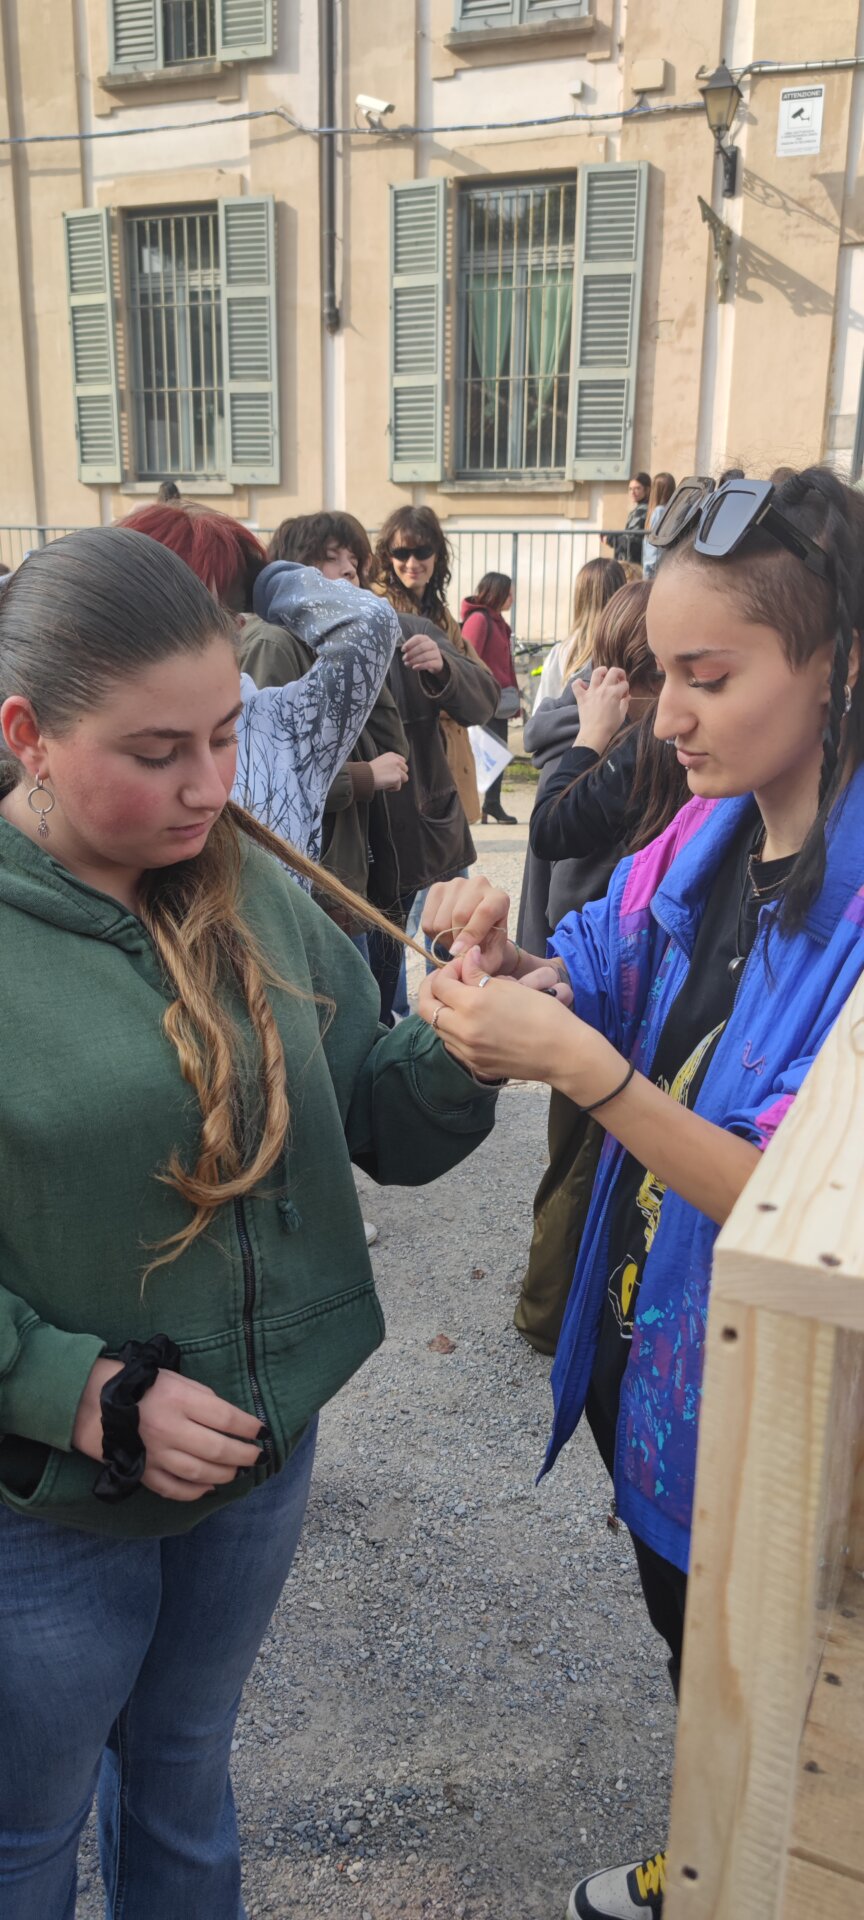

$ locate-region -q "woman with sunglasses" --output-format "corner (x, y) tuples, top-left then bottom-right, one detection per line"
(417, 466), (864, 1920)
(373, 507), (492, 827)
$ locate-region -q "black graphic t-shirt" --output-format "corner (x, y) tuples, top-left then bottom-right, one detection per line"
(586, 820), (796, 1477)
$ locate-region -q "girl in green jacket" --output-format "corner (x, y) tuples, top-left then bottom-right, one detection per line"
(0, 528), (500, 1920)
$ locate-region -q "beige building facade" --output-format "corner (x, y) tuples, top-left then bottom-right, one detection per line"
(1, 0), (863, 585)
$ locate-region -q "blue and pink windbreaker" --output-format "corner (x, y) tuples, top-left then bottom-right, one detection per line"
(544, 771), (864, 1574)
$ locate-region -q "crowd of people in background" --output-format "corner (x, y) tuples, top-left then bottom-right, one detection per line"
(1, 458), (862, 1920)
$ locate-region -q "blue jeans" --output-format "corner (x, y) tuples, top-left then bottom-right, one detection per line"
(0, 1418), (317, 1920)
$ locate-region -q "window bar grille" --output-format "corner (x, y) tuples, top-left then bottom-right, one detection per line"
(197, 213), (209, 476)
(552, 188), (568, 472)
(459, 179), (576, 479)
(163, 0), (215, 65)
(493, 189), (504, 475)
(126, 207), (223, 481)
(527, 191), (538, 474)
(161, 220), (175, 470)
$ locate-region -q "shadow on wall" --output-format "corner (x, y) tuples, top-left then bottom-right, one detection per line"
(733, 235), (861, 322)
(741, 165), (844, 237)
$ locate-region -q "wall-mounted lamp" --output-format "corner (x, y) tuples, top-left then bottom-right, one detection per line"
(698, 62), (742, 197)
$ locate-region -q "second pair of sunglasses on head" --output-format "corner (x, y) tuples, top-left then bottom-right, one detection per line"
(652, 477), (830, 582)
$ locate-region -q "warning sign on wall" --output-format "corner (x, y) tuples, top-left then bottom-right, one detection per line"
(777, 84), (825, 158)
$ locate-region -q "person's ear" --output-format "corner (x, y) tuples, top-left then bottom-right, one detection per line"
(0, 696), (48, 777)
(847, 629), (861, 693)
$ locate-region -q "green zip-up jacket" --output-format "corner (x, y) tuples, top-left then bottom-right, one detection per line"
(0, 814), (497, 1538)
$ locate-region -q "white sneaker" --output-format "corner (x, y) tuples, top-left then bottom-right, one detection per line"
(363, 1220), (379, 1247)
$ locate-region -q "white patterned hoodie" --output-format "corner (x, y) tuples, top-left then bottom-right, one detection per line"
(232, 561), (399, 871)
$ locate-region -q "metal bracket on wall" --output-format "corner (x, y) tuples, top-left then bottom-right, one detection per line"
(698, 195), (733, 303)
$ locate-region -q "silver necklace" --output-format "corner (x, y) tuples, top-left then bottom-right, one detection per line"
(727, 828), (789, 981)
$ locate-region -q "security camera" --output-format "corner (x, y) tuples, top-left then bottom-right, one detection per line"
(356, 94), (395, 118)
(355, 92), (395, 127)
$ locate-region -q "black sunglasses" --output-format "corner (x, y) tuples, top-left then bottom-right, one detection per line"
(652, 478), (831, 582)
(390, 543), (435, 563)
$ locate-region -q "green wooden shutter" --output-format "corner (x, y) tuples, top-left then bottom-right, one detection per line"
(109, 0), (162, 70)
(389, 180), (446, 483)
(454, 0), (587, 22)
(63, 210), (122, 484)
(569, 162), (647, 482)
(218, 196), (279, 485)
(454, 0), (517, 25)
(216, 0), (273, 60)
(522, 0), (589, 19)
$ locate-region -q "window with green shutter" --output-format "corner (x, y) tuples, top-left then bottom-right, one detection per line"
(568, 163), (648, 481)
(216, 0), (273, 59)
(64, 194), (279, 488)
(389, 180), (446, 483)
(452, 0), (590, 30)
(392, 165), (647, 487)
(219, 196), (280, 484)
(109, 0), (272, 70)
(63, 210), (122, 484)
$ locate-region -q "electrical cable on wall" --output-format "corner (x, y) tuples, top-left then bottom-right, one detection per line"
(1, 53), (861, 147)
(0, 100), (698, 146)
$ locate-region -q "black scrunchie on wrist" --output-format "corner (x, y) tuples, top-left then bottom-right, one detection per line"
(93, 1333), (183, 1504)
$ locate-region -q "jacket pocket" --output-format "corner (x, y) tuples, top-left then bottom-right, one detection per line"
(258, 1284), (385, 1450)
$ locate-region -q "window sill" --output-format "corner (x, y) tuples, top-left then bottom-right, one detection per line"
(99, 60), (231, 91)
(119, 480), (233, 496)
(445, 14), (595, 52)
(439, 476), (573, 493)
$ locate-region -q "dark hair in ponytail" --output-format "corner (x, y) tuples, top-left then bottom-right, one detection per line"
(666, 466), (864, 936)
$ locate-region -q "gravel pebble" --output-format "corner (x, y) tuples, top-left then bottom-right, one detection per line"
(76, 787), (675, 1918)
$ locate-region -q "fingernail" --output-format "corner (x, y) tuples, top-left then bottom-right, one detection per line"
(451, 938), (466, 955)
(257, 1424), (271, 1446)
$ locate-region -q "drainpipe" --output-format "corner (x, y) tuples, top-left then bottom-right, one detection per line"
(319, 0), (340, 333)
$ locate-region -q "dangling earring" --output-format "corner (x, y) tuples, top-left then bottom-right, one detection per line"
(844, 684), (853, 714)
(27, 774), (56, 840)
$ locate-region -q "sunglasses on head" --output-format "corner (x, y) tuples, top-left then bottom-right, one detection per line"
(390, 543), (435, 563)
(652, 477), (831, 581)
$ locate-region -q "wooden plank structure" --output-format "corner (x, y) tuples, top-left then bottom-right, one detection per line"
(665, 972), (864, 1920)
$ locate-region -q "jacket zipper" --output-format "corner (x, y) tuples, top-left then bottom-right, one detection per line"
(234, 1197), (272, 1469)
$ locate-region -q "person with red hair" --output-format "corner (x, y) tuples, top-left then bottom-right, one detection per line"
(121, 503), (399, 865)
(123, 501), (267, 612)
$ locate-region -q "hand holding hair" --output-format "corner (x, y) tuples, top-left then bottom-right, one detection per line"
(572, 665), (631, 754)
(418, 944), (577, 1085)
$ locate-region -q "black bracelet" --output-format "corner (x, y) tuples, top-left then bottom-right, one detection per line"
(93, 1333), (182, 1504)
(576, 1059), (636, 1115)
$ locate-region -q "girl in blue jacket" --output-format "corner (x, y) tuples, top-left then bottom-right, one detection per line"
(418, 467), (864, 1920)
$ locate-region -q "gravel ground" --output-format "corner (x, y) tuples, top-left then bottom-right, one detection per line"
(77, 782), (676, 1920)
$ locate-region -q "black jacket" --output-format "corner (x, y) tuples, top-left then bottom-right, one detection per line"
(383, 615), (496, 900)
(530, 729), (639, 864)
(518, 721), (641, 953)
(517, 682), (581, 953)
(607, 503), (647, 566)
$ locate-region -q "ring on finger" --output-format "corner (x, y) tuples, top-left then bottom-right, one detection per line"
(431, 1004), (444, 1032)
(477, 975), (491, 990)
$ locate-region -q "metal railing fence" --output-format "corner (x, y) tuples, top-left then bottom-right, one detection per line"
(0, 524), (613, 651)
